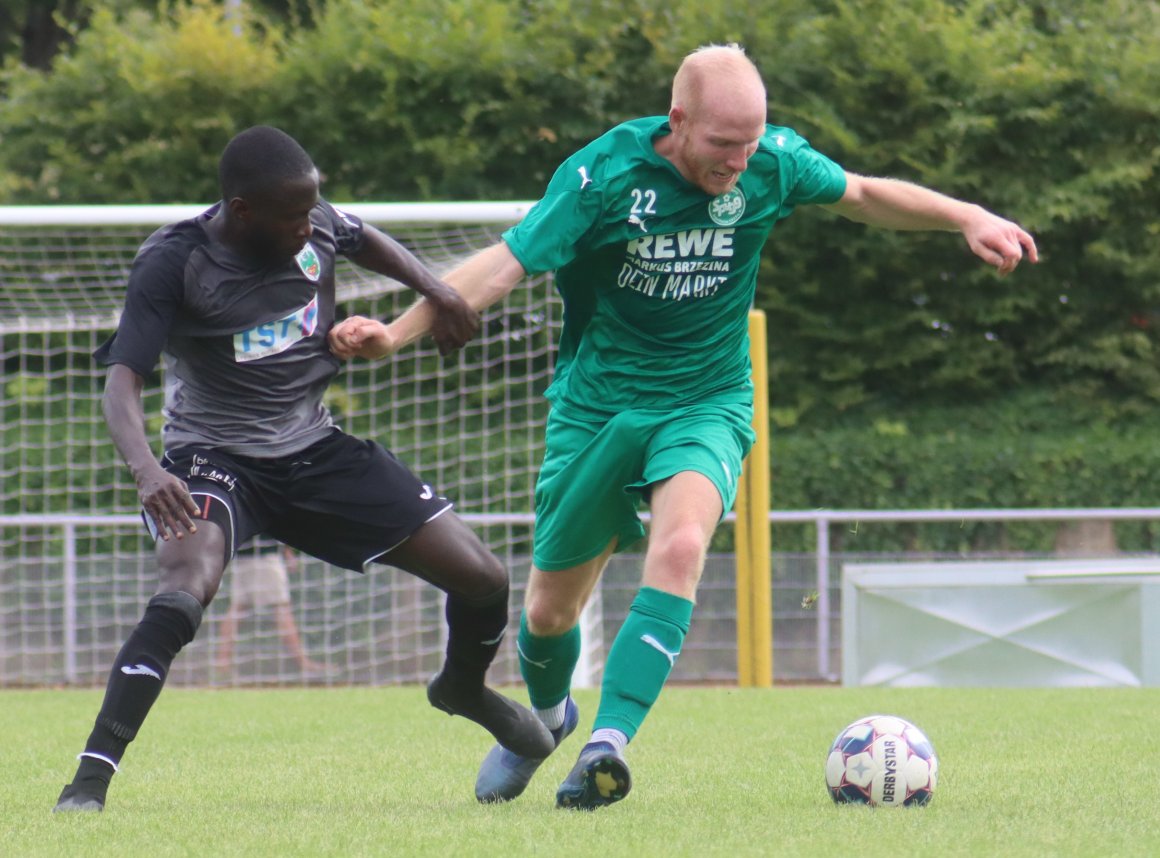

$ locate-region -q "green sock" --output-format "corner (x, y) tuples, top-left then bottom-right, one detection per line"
(517, 610), (581, 710)
(593, 586), (693, 741)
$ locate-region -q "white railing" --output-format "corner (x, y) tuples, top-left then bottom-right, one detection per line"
(769, 507), (1160, 680)
(1, 512), (536, 684)
(5, 508), (1159, 682)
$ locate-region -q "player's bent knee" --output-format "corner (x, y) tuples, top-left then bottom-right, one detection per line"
(475, 547), (508, 590)
(457, 553), (508, 605)
(650, 528), (709, 576)
(401, 515), (509, 601)
(434, 544), (507, 605)
(156, 555), (225, 607)
(524, 593), (584, 636)
(154, 523), (228, 605)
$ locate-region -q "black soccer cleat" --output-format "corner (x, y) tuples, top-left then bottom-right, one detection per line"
(555, 741), (632, 810)
(475, 696), (580, 803)
(426, 670), (554, 760)
(52, 783), (106, 813)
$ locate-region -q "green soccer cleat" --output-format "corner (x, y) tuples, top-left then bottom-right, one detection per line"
(555, 741), (632, 811)
(427, 670), (554, 760)
(475, 697), (579, 803)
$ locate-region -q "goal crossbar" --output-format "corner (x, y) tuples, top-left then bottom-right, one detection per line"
(0, 202), (536, 226)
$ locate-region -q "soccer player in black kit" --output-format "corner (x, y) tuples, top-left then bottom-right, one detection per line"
(53, 126), (552, 812)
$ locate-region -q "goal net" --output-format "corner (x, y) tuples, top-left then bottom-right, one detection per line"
(0, 202), (618, 688)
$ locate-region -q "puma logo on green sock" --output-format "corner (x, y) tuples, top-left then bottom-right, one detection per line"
(639, 633), (680, 666)
(517, 641), (551, 669)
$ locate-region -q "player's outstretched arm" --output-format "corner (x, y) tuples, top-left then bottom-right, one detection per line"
(330, 241), (527, 360)
(822, 173), (1039, 276)
(346, 224), (480, 355)
(102, 364), (200, 540)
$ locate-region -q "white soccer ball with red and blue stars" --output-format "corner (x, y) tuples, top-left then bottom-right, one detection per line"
(825, 714), (938, 807)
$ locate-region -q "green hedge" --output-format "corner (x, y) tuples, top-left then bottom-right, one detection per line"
(768, 391), (1160, 552)
(758, 0), (1160, 425)
(3, 0), (1157, 422)
(0, 1), (282, 203)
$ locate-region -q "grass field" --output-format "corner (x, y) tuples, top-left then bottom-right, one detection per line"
(4, 685), (1157, 857)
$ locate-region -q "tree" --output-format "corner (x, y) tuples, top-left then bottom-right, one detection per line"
(0, 0), (89, 69)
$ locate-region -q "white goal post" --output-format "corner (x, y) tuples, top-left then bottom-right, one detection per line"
(0, 201), (614, 689)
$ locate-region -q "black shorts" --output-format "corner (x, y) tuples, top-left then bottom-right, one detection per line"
(152, 430), (452, 571)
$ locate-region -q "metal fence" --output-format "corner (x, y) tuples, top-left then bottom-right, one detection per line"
(3, 508), (1157, 686)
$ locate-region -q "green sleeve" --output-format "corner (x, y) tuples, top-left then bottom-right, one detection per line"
(502, 155), (605, 275)
(786, 139), (848, 206)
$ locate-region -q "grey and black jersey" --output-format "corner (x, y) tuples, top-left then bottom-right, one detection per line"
(95, 200), (366, 458)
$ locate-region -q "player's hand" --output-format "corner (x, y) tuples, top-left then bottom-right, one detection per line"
(963, 209), (1039, 276)
(329, 316), (396, 360)
(136, 464), (200, 540)
(426, 287), (480, 355)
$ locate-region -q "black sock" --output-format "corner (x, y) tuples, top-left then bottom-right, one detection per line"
(78, 591), (203, 769)
(443, 585), (509, 689)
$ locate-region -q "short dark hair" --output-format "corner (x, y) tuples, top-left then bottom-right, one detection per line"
(218, 126), (316, 201)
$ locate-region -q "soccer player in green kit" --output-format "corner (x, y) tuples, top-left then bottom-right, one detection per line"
(331, 44), (1038, 810)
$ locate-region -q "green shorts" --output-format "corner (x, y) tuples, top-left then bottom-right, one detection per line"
(532, 400), (755, 571)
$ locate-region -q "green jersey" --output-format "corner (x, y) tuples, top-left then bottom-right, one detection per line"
(503, 116), (847, 417)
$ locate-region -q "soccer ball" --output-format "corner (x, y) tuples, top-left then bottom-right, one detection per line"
(825, 714), (938, 807)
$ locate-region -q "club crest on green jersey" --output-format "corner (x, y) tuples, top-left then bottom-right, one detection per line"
(295, 242), (321, 281)
(708, 188), (746, 226)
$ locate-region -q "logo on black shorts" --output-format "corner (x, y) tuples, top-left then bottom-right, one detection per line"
(189, 454), (237, 492)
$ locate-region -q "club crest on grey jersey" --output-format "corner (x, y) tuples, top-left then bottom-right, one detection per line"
(295, 242), (322, 281)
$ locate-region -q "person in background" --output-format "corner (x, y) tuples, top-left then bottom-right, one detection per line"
(215, 540), (329, 677)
